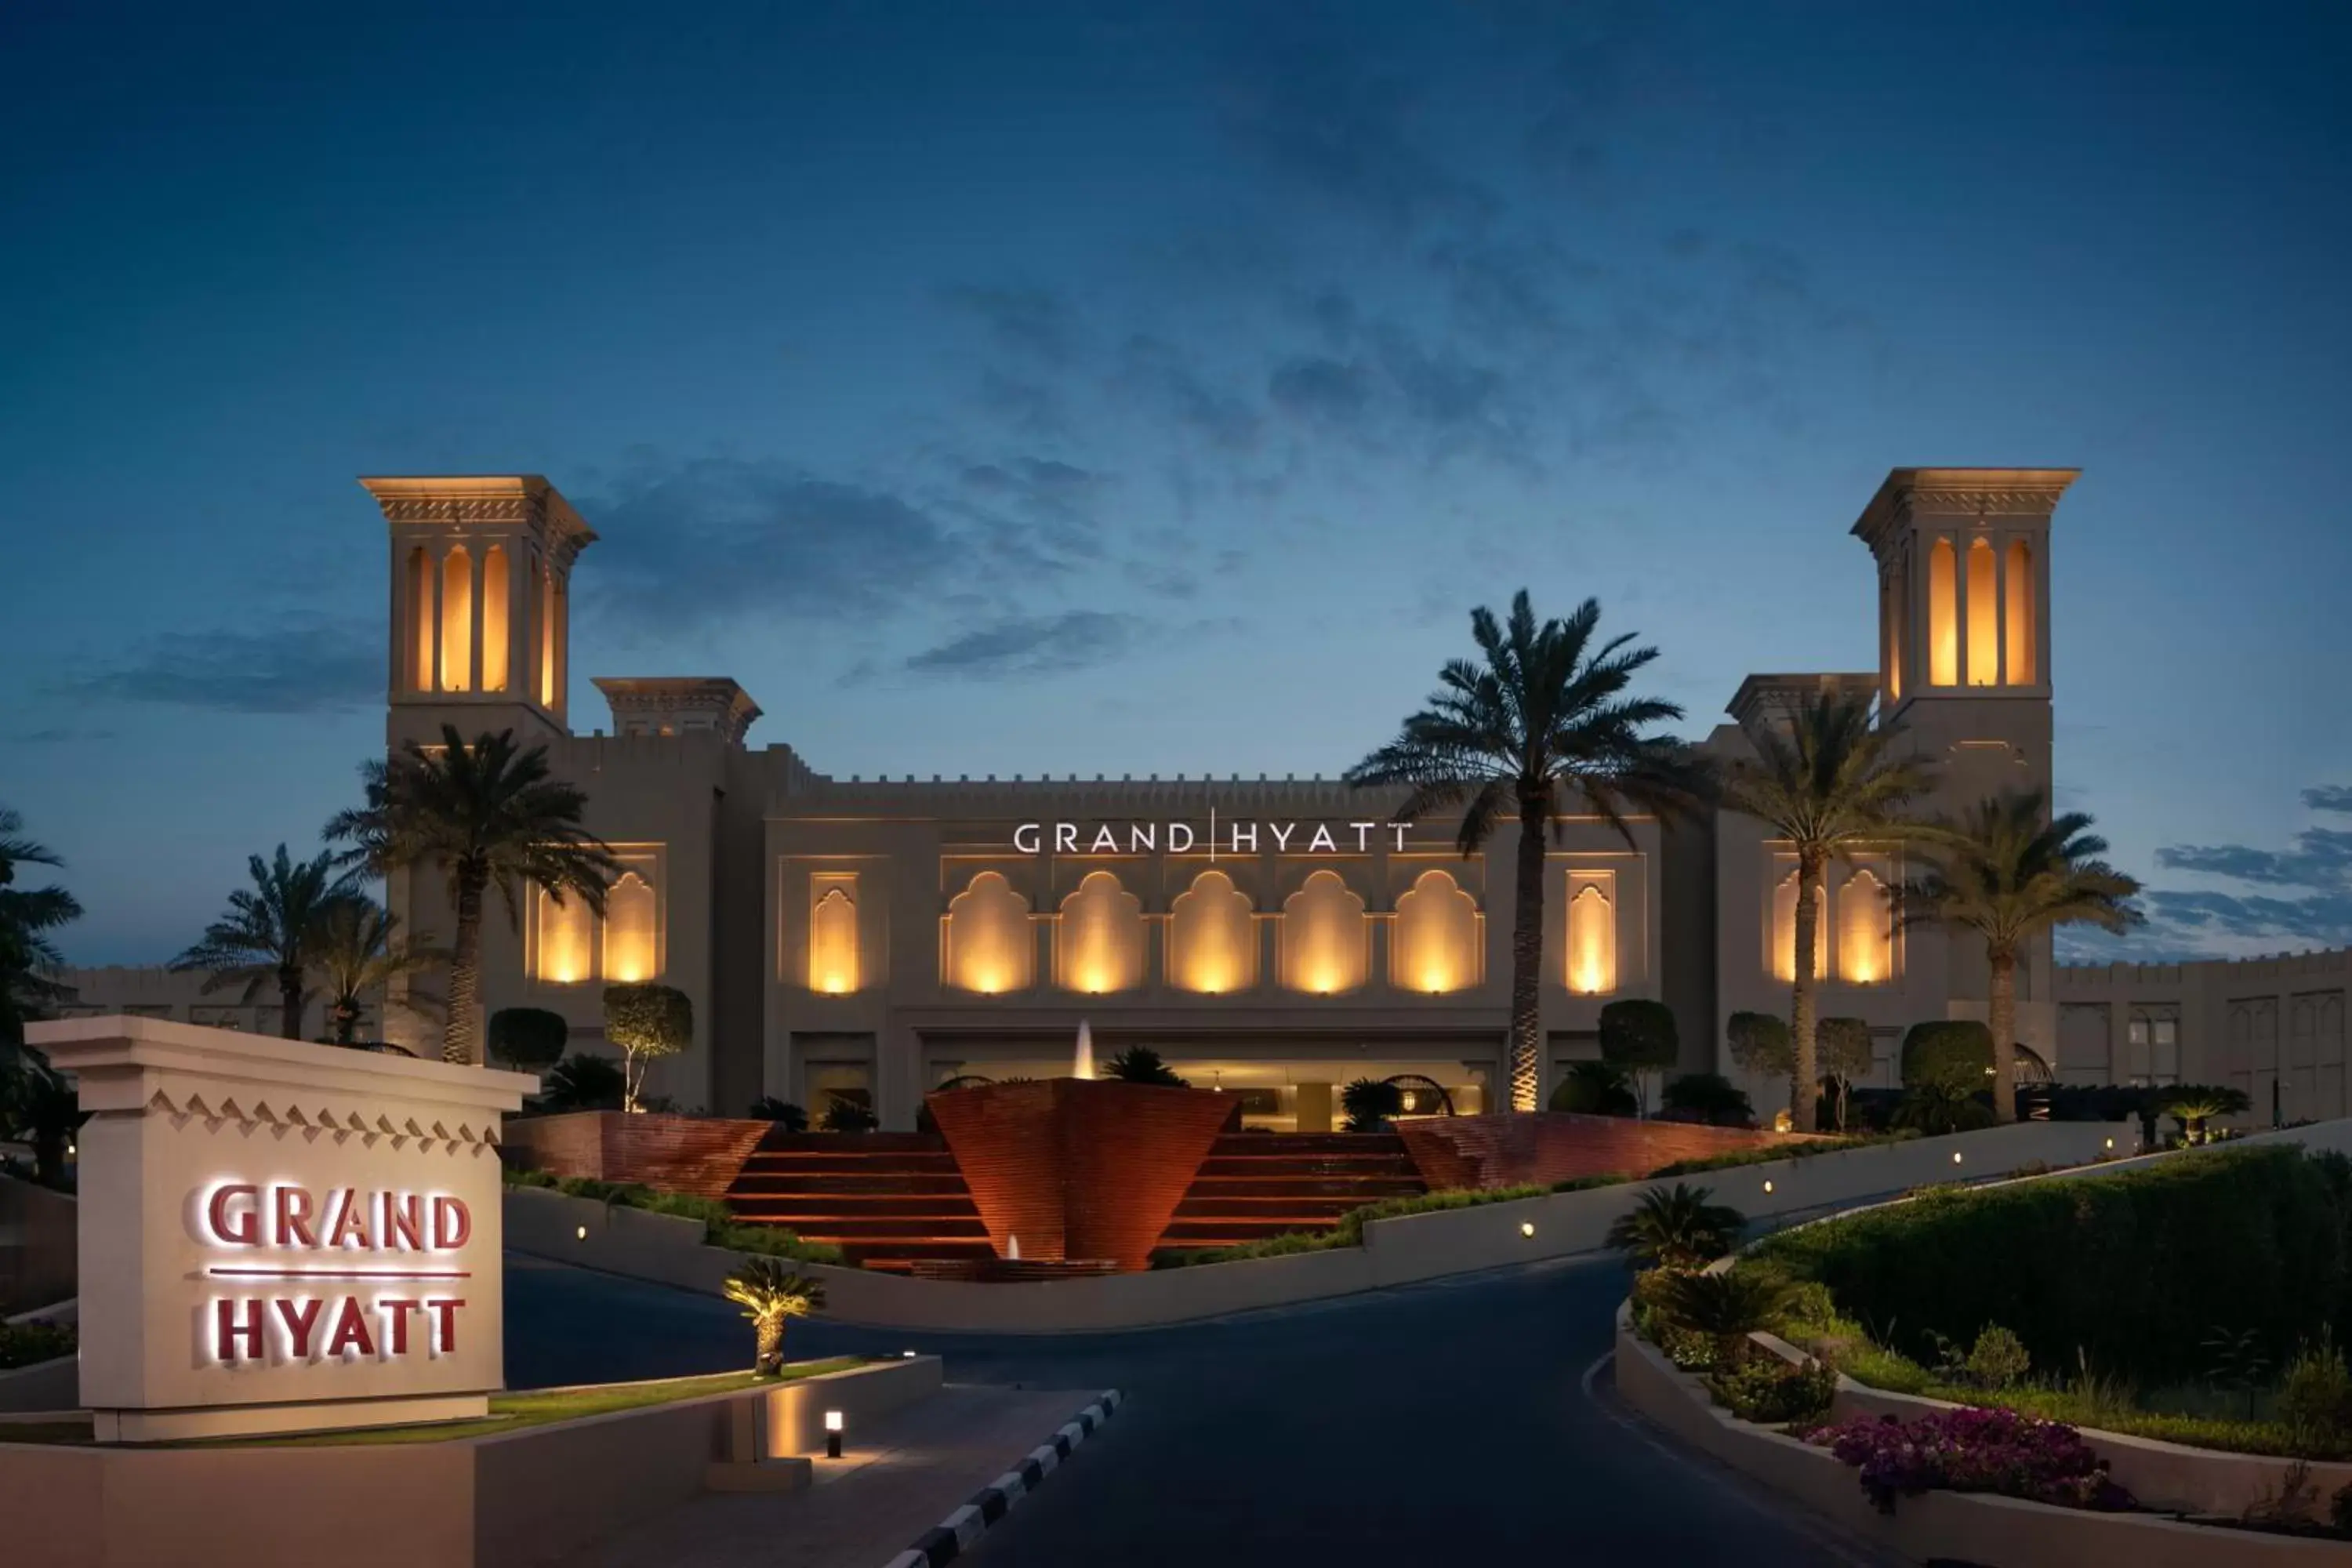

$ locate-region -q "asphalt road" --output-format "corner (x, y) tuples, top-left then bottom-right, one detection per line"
(507, 1253), (1898, 1566)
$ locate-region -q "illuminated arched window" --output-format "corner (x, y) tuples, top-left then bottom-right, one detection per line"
(1171, 870), (1256, 993)
(407, 547), (432, 692)
(536, 885), (594, 985)
(1928, 538), (1957, 688)
(1566, 876), (1616, 996)
(1837, 868), (1891, 985)
(535, 556), (557, 708)
(439, 546), (473, 692)
(1281, 870), (1367, 995)
(1392, 869), (1479, 994)
(603, 872), (658, 983)
(1057, 871), (1143, 994)
(1967, 538), (1998, 686)
(809, 882), (858, 994)
(1884, 570), (1904, 703)
(1771, 869), (1825, 982)
(946, 872), (1033, 994)
(481, 543), (510, 692)
(2005, 539), (2035, 684)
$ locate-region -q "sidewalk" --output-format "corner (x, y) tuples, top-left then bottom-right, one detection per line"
(559, 1383), (1105, 1568)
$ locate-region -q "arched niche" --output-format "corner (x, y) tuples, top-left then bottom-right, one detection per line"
(1928, 537), (1958, 687)
(603, 871), (658, 984)
(1281, 869), (1367, 995)
(407, 547), (433, 691)
(481, 543), (510, 692)
(810, 883), (858, 994)
(1057, 870), (1143, 994)
(439, 546), (473, 692)
(536, 885), (594, 985)
(1170, 869), (1255, 993)
(1967, 538), (1999, 686)
(1837, 867), (1891, 985)
(2005, 539), (2036, 684)
(1392, 869), (1479, 994)
(1565, 876), (1616, 996)
(946, 871), (1033, 994)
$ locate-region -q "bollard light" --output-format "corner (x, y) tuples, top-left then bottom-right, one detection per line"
(824, 1409), (844, 1458)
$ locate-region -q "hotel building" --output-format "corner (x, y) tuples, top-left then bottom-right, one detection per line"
(57, 467), (2350, 1128)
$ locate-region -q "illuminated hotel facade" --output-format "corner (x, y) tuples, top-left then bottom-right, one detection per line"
(299, 466), (2126, 1129)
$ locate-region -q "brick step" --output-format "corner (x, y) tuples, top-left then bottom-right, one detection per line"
(1192, 1158), (1423, 1178)
(736, 1154), (966, 1175)
(728, 1173), (974, 1196)
(1207, 1134), (1410, 1155)
(1173, 1179), (1423, 1201)
(733, 1218), (996, 1242)
(757, 1134), (953, 1156)
(727, 1195), (982, 1217)
(1171, 1200), (1399, 1221)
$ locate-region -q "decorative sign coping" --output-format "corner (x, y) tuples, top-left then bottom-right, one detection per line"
(26, 1015), (536, 1443)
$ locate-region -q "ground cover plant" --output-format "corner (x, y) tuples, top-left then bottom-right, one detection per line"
(1809, 1406), (2135, 1513)
(0, 1317), (74, 1369)
(504, 1166), (845, 1264)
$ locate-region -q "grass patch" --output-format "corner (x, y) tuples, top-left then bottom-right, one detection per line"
(504, 1167), (847, 1265)
(1156, 1177), (1627, 1269)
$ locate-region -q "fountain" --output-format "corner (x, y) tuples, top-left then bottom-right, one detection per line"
(1073, 1019), (1096, 1080)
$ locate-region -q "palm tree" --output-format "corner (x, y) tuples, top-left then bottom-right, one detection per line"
(1650, 1267), (1797, 1368)
(1900, 791), (2141, 1123)
(1723, 691), (1940, 1131)
(170, 845), (362, 1040)
(328, 726), (619, 1065)
(307, 898), (444, 1045)
(1347, 591), (1710, 1111)
(722, 1258), (826, 1377)
(1606, 1183), (1747, 1272)
(0, 806), (82, 1064)
(2158, 1083), (2252, 1145)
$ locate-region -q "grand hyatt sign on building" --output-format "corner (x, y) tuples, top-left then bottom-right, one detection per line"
(28, 1015), (533, 1442)
(1011, 817), (1414, 856)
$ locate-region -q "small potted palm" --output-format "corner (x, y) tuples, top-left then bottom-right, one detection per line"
(723, 1258), (826, 1377)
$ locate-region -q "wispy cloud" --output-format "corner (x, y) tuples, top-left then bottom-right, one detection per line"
(900, 611), (1142, 680)
(940, 284), (1081, 365)
(2084, 784), (2352, 955)
(5, 726), (117, 744)
(57, 624), (379, 714)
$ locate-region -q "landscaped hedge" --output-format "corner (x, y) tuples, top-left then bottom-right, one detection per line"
(1155, 1177), (1628, 1269)
(1755, 1145), (2350, 1385)
(504, 1167), (845, 1265)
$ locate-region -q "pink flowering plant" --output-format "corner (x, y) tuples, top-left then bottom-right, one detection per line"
(1807, 1407), (2136, 1514)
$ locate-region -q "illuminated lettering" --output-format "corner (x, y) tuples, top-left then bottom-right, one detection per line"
(275, 1298), (325, 1359)
(1389, 822), (1410, 851)
(326, 1297), (376, 1358)
(1012, 822), (1041, 854)
(216, 1298), (265, 1362)
(1351, 821), (1377, 851)
(325, 1188), (371, 1250)
(1167, 823), (1195, 854)
(379, 1298), (422, 1355)
(1308, 824), (1338, 853)
(1229, 821), (1258, 854)
(1269, 823), (1294, 851)
(1090, 825), (1119, 854)
(1126, 822), (1155, 853)
(1054, 822), (1079, 853)
(206, 1183), (260, 1247)
(426, 1298), (464, 1354)
(273, 1186), (317, 1248)
(382, 1192), (423, 1251)
(431, 1196), (472, 1250)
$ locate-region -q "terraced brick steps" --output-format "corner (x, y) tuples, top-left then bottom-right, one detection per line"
(723, 1132), (993, 1271)
(1153, 1132), (1428, 1258)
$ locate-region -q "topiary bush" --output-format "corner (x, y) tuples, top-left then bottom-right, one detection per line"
(1726, 1011), (1793, 1078)
(1756, 1145), (2350, 1387)
(1600, 999), (1679, 1112)
(603, 982), (692, 1112)
(488, 1007), (569, 1069)
(1708, 1355), (1838, 1425)
(1900, 1019), (1994, 1090)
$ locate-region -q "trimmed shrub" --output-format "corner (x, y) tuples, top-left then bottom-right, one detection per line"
(0, 1319), (75, 1370)
(488, 1007), (569, 1069)
(604, 982), (692, 1111)
(1726, 1011), (1793, 1078)
(1900, 1019), (1993, 1090)
(1549, 1059), (1636, 1116)
(1757, 1145), (2349, 1386)
(748, 1096), (808, 1131)
(819, 1094), (878, 1134)
(538, 1052), (626, 1112)
(1106, 1045), (1187, 1087)
(1600, 999), (1679, 1098)
(1708, 1356), (1838, 1425)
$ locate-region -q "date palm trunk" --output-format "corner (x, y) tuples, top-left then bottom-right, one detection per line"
(1508, 791), (1548, 1112)
(753, 1313), (785, 1377)
(278, 964), (304, 1040)
(1987, 946), (2017, 1123)
(1789, 848), (1823, 1132)
(444, 866), (487, 1066)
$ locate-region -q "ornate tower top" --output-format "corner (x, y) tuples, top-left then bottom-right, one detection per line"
(593, 677), (764, 745)
(361, 475), (595, 744)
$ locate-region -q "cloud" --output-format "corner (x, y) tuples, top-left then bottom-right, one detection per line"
(5, 727), (116, 744)
(1116, 336), (1262, 450)
(901, 612), (1141, 680)
(939, 284), (1080, 365)
(1268, 356), (1374, 426)
(2116, 784), (2352, 952)
(581, 456), (1095, 635)
(59, 624), (379, 713)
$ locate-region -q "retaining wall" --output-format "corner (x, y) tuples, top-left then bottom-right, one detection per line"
(510, 1118), (2131, 1334)
(0, 1356), (939, 1568)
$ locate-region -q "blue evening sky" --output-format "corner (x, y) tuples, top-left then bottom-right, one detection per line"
(2, 2), (2347, 963)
